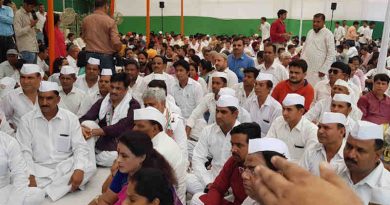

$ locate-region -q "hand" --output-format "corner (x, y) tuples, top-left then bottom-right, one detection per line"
(91, 128), (105, 137)
(68, 169), (84, 192)
(206, 183), (213, 189)
(29, 175), (37, 187)
(252, 156), (363, 205)
(185, 126), (192, 138)
(30, 19), (38, 27)
(81, 125), (92, 139)
(318, 72), (326, 78)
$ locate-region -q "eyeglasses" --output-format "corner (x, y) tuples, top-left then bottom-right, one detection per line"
(328, 69), (340, 74)
(239, 166), (256, 175)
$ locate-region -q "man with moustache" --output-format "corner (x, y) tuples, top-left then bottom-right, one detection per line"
(191, 123), (261, 205)
(227, 37), (255, 82)
(123, 59), (144, 103)
(241, 138), (290, 205)
(338, 121), (390, 204)
(79, 73), (141, 167)
(75, 57), (101, 95)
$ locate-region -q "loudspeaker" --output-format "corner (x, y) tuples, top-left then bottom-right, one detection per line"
(159, 1), (165, 8)
(331, 2), (337, 10)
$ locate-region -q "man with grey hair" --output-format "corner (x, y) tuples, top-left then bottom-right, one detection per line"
(142, 87), (189, 163)
(207, 52), (238, 91)
(66, 44), (80, 74)
(279, 51), (292, 69)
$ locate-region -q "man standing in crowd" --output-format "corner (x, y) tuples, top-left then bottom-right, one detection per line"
(227, 37), (255, 83)
(13, 0), (39, 63)
(35, 3), (46, 43)
(301, 13), (335, 87)
(82, 0), (122, 72)
(334, 21), (345, 46)
(0, 0), (16, 62)
(270, 9), (291, 50)
(259, 17), (271, 42)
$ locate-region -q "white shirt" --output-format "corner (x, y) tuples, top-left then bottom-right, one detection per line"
(300, 140), (346, 176)
(197, 77), (208, 95)
(244, 95), (282, 137)
(339, 162), (390, 205)
(266, 116), (318, 162)
(0, 131), (30, 205)
(16, 108), (90, 176)
(189, 42), (200, 52)
(192, 121), (240, 185)
(142, 72), (176, 95)
(0, 87), (39, 128)
(74, 74), (99, 96)
(304, 97), (363, 123)
(35, 11), (46, 32)
(334, 26), (346, 42)
(66, 55), (79, 75)
(257, 61), (289, 85)
(74, 37), (86, 50)
(260, 22), (271, 40)
(207, 68), (239, 91)
(233, 82), (255, 106)
(313, 79), (331, 103)
(242, 197), (260, 205)
(37, 56), (49, 72)
(151, 131), (187, 204)
(347, 46), (359, 58)
(358, 26), (371, 44)
(58, 86), (89, 117)
(301, 27), (336, 74)
(172, 78), (204, 119)
(164, 109), (188, 165)
(128, 75), (144, 104)
(0, 113), (14, 136)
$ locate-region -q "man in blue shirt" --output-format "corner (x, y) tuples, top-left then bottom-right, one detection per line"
(0, 0), (16, 63)
(227, 37), (255, 82)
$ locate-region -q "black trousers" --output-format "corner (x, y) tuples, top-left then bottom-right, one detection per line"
(0, 35), (16, 63)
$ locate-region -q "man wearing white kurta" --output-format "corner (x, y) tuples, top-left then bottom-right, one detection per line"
(133, 107), (187, 204)
(16, 81), (96, 201)
(58, 66), (89, 117)
(74, 57), (100, 96)
(142, 87), (189, 164)
(233, 67), (258, 106)
(172, 59), (204, 119)
(300, 112), (347, 176)
(187, 95), (241, 194)
(123, 59), (144, 104)
(0, 111), (14, 136)
(257, 43), (288, 85)
(207, 53), (239, 90)
(266, 94), (318, 162)
(259, 17), (271, 41)
(338, 121), (390, 205)
(301, 13), (335, 87)
(244, 73), (282, 137)
(0, 131), (45, 205)
(141, 55), (175, 95)
(334, 21), (345, 46)
(0, 64), (42, 129)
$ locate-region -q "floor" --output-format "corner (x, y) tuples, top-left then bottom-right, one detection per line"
(42, 168), (110, 205)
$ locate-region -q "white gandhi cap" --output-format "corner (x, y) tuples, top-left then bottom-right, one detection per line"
(101, 69), (113, 76)
(39, 81), (59, 92)
(334, 79), (351, 94)
(320, 112), (347, 125)
(282, 93), (305, 107)
(211, 71), (228, 80)
(248, 138), (290, 159)
(134, 107), (166, 129)
(256, 73), (273, 82)
(87, 57), (100, 65)
(332, 94), (352, 104)
(218, 87), (236, 97)
(20, 64), (42, 75)
(216, 95), (239, 109)
(350, 120), (383, 140)
(60, 66), (76, 75)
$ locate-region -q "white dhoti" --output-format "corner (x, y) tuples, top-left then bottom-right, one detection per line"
(0, 185), (45, 205)
(187, 119), (207, 161)
(82, 120), (118, 167)
(34, 156), (96, 201)
(306, 71), (327, 87)
(186, 173), (207, 195)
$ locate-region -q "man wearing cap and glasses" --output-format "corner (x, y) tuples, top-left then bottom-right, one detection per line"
(305, 79), (363, 123)
(244, 73), (282, 137)
(187, 95), (241, 195)
(191, 123), (261, 205)
(133, 106), (187, 204)
(75, 57), (101, 96)
(58, 65), (90, 117)
(241, 137), (289, 205)
(16, 81), (96, 201)
(80, 73), (140, 167)
(266, 93), (318, 162)
(1, 64), (42, 129)
(338, 121), (390, 205)
(0, 49), (19, 79)
(300, 112), (347, 176)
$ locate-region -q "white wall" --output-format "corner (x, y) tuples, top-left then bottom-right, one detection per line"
(116, 0), (388, 21)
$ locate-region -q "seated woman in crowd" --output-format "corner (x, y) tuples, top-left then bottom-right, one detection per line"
(89, 131), (179, 205)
